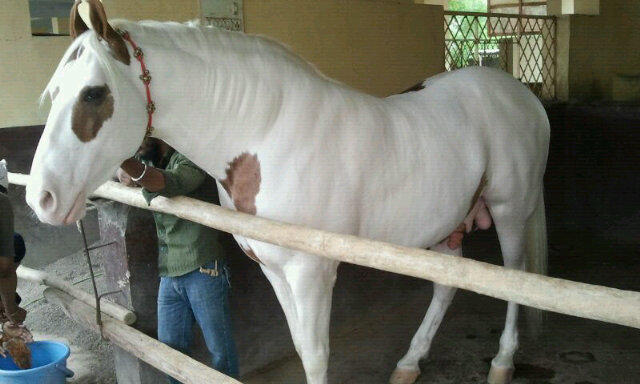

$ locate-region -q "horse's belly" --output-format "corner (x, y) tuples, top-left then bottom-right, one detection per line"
(357, 188), (472, 250)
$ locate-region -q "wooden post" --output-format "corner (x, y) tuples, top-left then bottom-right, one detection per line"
(43, 287), (241, 384)
(93, 200), (166, 384)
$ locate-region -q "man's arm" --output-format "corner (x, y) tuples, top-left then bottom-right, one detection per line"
(119, 154), (207, 200)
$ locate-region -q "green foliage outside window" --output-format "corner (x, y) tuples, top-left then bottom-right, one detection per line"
(447, 0), (488, 12)
(446, 1), (499, 70)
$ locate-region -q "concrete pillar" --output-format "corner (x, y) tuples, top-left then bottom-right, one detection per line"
(547, 0), (600, 15)
(95, 201), (166, 384)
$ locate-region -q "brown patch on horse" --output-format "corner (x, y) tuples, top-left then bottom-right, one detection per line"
(65, 46), (83, 65)
(241, 245), (262, 264)
(221, 153), (261, 215)
(401, 82), (425, 94)
(71, 85), (114, 142)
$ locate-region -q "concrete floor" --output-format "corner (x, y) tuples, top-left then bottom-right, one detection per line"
(2, 103), (639, 383)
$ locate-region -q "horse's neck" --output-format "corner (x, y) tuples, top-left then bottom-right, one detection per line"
(129, 27), (349, 179)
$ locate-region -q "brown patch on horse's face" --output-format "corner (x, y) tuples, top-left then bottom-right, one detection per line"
(71, 84), (114, 142)
(221, 153), (261, 215)
(65, 46), (83, 65)
(241, 245), (262, 264)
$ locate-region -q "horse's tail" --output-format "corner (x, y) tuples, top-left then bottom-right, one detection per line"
(524, 187), (548, 334)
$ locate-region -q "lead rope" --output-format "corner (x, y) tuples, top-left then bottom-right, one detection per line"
(77, 218), (121, 339)
(77, 220), (102, 331)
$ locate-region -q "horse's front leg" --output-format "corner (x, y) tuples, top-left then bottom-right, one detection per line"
(261, 254), (339, 384)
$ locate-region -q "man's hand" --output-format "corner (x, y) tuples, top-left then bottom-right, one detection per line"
(2, 307), (26, 325)
(116, 168), (137, 187)
(120, 158), (166, 192)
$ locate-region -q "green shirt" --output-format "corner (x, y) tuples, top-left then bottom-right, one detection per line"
(140, 151), (224, 277)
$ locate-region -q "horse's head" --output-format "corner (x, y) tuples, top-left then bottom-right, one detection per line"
(27, 0), (146, 225)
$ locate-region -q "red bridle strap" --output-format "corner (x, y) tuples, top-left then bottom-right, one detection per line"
(116, 29), (155, 137)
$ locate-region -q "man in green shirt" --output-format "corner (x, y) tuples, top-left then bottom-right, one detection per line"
(117, 140), (238, 381)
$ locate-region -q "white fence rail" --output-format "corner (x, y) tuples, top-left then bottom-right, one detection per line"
(9, 172), (640, 329)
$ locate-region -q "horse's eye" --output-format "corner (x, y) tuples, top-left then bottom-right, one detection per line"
(82, 87), (106, 103)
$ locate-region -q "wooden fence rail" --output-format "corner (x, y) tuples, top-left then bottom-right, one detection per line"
(9, 172), (640, 329)
(44, 287), (241, 384)
(16, 265), (136, 324)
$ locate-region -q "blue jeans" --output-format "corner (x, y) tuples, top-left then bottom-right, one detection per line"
(158, 262), (239, 383)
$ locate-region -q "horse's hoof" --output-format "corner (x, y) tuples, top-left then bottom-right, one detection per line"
(487, 362), (514, 384)
(389, 367), (420, 384)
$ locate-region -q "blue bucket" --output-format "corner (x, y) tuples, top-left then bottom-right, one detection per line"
(0, 341), (74, 384)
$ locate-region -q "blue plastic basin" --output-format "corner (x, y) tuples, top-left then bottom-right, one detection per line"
(0, 341), (74, 384)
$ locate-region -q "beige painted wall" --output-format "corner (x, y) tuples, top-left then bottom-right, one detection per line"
(0, 0), (199, 129)
(0, 1), (70, 128)
(566, 0), (640, 100)
(243, 0), (445, 96)
(101, 0), (199, 21)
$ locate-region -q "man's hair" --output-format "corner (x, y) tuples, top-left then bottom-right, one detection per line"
(137, 138), (174, 167)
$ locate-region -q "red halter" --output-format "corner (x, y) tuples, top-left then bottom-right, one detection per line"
(117, 29), (155, 138)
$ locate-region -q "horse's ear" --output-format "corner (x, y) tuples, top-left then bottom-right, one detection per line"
(69, 0), (130, 65)
(70, 0), (89, 39)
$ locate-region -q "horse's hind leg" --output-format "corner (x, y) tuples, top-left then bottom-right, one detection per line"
(262, 255), (338, 384)
(390, 241), (458, 384)
(486, 204), (528, 384)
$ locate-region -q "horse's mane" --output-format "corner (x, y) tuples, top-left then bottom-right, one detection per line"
(42, 19), (330, 105)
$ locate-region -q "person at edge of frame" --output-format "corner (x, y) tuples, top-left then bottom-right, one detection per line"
(116, 139), (239, 381)
(0, 160), (33, 349)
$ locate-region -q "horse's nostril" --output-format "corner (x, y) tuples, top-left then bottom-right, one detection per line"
(39, 190), (55, 212)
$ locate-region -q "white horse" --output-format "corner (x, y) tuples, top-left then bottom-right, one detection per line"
(26, 2), (549, 383)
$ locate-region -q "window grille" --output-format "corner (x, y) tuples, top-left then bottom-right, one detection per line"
(444, 11), (557, 100)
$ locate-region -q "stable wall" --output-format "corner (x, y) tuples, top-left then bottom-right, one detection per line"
(552, 0), (640, 102)
(244, 0), (445, 97)
(567, 0), (640, 101)
(0, 1), (70, 128)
